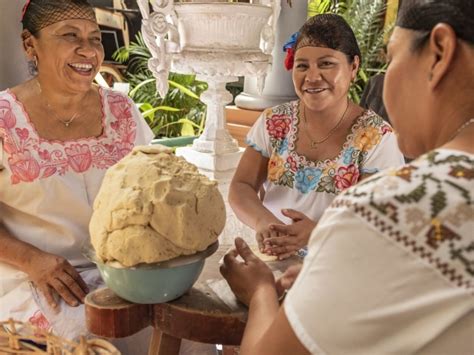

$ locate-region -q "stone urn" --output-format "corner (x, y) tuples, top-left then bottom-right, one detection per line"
(137, 0), (280, 176)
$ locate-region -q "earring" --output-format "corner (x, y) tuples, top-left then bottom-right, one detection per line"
(428, 72), (433, 81)
(33, 55), (38, 70)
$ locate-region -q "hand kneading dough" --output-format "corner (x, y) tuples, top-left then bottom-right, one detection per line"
(89, 145), (226, 266)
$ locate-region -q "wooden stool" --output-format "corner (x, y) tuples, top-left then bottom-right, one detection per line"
(85, 245), (300, 355)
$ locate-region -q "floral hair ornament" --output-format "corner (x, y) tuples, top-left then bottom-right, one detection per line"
(283, 31), (299, 71)
(21, 0), (32, 21)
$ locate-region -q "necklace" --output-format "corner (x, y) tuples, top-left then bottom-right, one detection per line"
(302, 100), (350, 149)
(447, 118), (474, 142)
(36, 81), (80, 127)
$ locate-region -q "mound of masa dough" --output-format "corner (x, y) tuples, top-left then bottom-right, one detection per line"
(90, 145), (226, 267)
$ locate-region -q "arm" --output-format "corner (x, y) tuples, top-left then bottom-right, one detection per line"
(229, 147), (285, 250)
(0, 222), (88, 308)
(220, 238), (309, 355)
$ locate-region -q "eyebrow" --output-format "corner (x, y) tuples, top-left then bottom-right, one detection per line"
(56, 25), (101, 34)
(294, 55), (337, 62)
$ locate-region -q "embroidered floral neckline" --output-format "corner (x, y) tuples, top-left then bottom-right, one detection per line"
(289, 100), (371, 169)
(5, 87), (107, 145)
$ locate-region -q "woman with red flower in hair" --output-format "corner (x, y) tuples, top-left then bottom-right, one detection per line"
(229, 14), (404, 260)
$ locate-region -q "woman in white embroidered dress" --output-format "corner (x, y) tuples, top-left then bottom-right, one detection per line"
(0, 0), (153, 342)
(229, 14), (404, 260)
(221, 0), (474, 353)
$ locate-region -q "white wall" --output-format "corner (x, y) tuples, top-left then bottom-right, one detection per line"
(0, 0), (30, 90)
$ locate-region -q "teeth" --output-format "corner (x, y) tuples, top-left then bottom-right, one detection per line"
(306, 88), (325, 93)
(70, 63), (93, 71)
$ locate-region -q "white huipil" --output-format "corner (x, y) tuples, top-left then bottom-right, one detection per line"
(0, 87), (154, 338)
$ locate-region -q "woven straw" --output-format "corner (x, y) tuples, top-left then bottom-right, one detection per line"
(0, 319), (120, 354)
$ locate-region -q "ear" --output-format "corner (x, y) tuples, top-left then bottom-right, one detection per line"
(21, 29), (36, 60)
(427, 23), (457, 88)
(350, 55), (360, 81)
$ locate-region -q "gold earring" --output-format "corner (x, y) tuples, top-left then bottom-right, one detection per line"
(33, 55), (38, 70)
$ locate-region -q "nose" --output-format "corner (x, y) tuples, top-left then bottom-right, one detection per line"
(76, 39), (97, 58)
(305, 65), (321, 83)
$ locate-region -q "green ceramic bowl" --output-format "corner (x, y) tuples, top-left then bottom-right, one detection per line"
(83, 241), (218, 304)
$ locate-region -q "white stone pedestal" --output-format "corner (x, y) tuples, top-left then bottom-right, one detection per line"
(235, 0), (308, 110)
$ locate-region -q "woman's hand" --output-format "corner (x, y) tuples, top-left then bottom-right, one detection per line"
(275, 264), (303, 298)
(220, 237), (276, 306)
(255, 216), (286, 254)
(25, 251), (89, 309)
(264, 209), (316, 260)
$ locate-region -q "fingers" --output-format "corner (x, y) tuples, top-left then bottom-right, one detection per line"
(281, 209), (306, 221)
(49, 278), (80, 307)
(64, 264), (89, 294)
(269, 223), (293, 235)
(60, 273), (87, 303)
(235, 238), (256, 263)
(264, 235), (298, 247)
(219, 248), (238, 278)
(39, 284), (58, 309)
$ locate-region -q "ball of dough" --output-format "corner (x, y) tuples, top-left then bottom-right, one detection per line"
(90, 145), (226, 266)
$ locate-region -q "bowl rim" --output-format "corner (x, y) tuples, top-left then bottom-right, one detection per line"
(82, 240), (219, 270)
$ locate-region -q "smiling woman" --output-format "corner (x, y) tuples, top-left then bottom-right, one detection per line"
(0, 0), (153, 350)
(229, 14), (405, 261)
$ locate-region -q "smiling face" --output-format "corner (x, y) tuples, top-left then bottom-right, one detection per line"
(292, 46), (359, 113)
(27, 19), (104, 94)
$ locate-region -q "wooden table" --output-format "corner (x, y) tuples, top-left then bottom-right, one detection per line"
(85, 244), (300, 355)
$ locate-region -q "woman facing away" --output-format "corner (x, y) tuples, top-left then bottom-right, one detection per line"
(229, 14), (404, 260)
(221, 0), (474, 353)
(0, 0), (153, 347)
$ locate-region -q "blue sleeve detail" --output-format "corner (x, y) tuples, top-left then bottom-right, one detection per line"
(245, 138), (270, 158)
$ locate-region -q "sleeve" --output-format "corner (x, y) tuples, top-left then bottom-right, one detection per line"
(245, 110), (272, 158)
(283, 208), (473, 355)
(130, 99), (154, 146)
(360, 126), (405, 175)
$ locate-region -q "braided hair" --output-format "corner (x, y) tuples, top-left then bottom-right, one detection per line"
(396, 0), (474, 51)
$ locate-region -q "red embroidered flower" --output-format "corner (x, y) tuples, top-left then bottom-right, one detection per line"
(381, 124), (393, 135)
(109, 94), (132, 120)
(9, 151), (41, 184)
(28, 310), (50, 330)
(0, 99), (16, 129)
(16, 127), (29, 141)
(266, 115), (291, 140)
(286, 155), (298, 172)
(65, 144), (93, 173)
(334, 164), (360, 190)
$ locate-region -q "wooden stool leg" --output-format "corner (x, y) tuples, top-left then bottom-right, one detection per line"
(148, 328), (182, 355)
(222, 346), (240, 355)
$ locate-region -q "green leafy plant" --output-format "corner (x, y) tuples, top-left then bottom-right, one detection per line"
(114, 33), (208, 138)
(307, 0), (392, 103)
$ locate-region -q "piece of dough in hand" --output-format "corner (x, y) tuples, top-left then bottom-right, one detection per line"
(250, 245), (278, 262)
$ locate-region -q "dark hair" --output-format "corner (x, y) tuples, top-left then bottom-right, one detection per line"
(22, 0), (95, 36)
(295, 14), (362, 64)
(396, 0), (474, 51)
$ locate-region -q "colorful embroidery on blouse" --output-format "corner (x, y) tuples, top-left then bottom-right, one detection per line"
(252, 101), (393, 194)
(331, 150), (474, 292)
(0, 91), (137, 185)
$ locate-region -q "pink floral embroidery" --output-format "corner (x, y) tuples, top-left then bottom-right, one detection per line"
(28, 310), (51, 330)
(2, 91), (139, 184)
(381, 124), (393, 135)
(65, 144), (93, 173)
(9, 151), (40, 184)
(266, 114), (291, 139)
(334, 164), (360, 190)
(287, 155), (298, 172)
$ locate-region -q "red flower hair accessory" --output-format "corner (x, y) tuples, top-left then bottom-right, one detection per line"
(282, 32), (299, 71)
